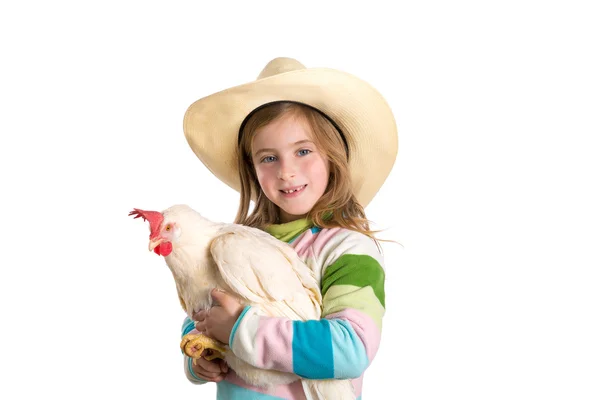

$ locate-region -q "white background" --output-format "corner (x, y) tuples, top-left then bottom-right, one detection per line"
(1, 1), (599, 399)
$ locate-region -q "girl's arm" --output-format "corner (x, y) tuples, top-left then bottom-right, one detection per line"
(181, 317), (228, 384)
(229, 231), (385, 380)
(181, 318), (208, 384)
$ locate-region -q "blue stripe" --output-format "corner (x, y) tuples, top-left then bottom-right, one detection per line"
(229, 305), (251, 347)
(181, 317), (196, 337)
(329, 319), (369, 378)
(292, 319), (334, 378)
(311, 226), (322, 234)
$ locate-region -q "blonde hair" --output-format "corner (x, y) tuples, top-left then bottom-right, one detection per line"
(235, 101), (381, 241)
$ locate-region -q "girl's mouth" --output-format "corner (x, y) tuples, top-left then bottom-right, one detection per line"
(280, 184), (307, 196)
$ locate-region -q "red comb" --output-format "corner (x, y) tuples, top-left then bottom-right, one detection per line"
(129, 208), (164, 237)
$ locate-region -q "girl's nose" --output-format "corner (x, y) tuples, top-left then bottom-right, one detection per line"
(278, 170), (296, 180)
(277, 161), (296, 180)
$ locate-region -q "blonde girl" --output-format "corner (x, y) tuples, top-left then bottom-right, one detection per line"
(183, 57), (397, 400)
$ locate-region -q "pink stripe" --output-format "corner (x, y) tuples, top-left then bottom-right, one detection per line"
(289, 229), (316, 258)
(273, 380), (306, 400)
(352, 377), (363, 397)
(310, 227), (341, 258)
(254, 316), (294, 371)
(325, 309), (381, 361)
(225, 370), (307, 399)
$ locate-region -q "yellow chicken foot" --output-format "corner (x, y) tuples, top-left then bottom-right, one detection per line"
(180, 333), (227, 362)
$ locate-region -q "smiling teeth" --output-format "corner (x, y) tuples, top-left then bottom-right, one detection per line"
(283, 186), (305, 194)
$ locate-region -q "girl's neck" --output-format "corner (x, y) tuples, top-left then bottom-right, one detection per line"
(265, 218), (312, 242)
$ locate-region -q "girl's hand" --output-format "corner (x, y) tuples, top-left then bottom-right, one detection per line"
(191, 349), (229, 382)
(194, 289), (244, 345)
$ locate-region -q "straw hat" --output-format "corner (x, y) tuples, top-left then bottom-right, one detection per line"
(183, 57), (398, 207)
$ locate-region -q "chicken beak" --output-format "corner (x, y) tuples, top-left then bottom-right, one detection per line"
(149, 237), (163, 252)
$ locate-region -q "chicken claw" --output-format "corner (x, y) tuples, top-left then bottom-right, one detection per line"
(180, 333), (227, 362)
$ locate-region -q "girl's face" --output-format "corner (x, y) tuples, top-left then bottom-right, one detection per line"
(251, 114), (330, 223)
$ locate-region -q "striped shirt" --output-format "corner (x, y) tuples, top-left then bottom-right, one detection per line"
(182, 218), (385, 399)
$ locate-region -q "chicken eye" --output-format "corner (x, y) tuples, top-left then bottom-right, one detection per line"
(165, 225), (171, 231)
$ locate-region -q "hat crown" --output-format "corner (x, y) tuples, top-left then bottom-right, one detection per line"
(257, 57), (306, 80)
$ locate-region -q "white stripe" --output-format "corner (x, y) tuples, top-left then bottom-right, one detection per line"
(313, 229), (385, 277)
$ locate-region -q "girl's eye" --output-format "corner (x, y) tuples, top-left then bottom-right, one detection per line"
(298, 149), (311, 156)
(261, 156), (277, 163)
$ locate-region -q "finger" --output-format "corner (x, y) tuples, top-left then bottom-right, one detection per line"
(213, 289), (243, 310)
(192, 368), (219, 379)
(194, 369), (222, 380)
(210, 288), (230, 305)
(192, 366), (224, 382)
(193, 310), (206, 321)
(191, 359), (227, 381)
(209, 374), (225, 383)
(219, 359), (229, 373)
(194, 356), (223, 374)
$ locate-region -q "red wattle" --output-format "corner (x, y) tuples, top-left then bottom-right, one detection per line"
(159, 242), (173, 257)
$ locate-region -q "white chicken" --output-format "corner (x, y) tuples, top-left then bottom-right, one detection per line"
(130, 204), (355, 399)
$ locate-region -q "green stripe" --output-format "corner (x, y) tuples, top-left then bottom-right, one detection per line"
(321, 254), (385, 308)
(322, 285), (385, 331)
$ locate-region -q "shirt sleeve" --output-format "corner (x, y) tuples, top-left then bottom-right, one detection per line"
(181, 316), (208, 385)
(229, 230), (385, 380)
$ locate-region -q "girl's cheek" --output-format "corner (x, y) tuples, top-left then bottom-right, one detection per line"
(255, 169), (271, 188)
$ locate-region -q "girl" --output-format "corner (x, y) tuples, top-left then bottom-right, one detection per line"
(181, 57), (398, 399)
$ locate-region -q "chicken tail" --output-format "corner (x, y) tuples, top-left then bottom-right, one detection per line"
(301, 378), (356, 400)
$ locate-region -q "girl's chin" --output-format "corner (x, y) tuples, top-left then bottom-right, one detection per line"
(278, 209), (311, 223)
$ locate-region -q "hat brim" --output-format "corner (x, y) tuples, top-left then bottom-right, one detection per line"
(183, 67), (398, 207)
